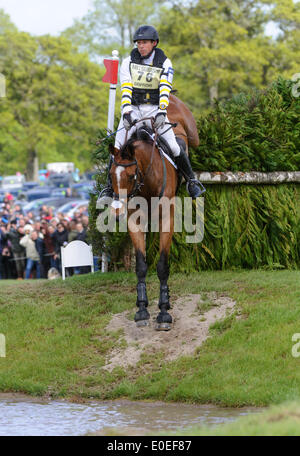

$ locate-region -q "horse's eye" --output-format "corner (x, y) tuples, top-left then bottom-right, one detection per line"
(129, 175), (135, 181)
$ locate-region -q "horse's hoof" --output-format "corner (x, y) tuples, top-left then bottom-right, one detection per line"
(134, 306), (150, 324)
(155, 322), (171, 331)
(136, 319), (150, 328)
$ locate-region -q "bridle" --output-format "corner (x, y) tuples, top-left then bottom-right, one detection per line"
(111, 117), (159, 201)
(112, 155), (144, 200)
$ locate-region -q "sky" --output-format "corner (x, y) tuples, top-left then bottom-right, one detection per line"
(0, 0), (92, 35)
(0, 0), (282, 38)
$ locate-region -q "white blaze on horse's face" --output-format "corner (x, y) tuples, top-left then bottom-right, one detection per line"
(116, 166), (125, 195)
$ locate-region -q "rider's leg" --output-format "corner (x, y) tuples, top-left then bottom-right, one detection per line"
(158, 119), (205, 199)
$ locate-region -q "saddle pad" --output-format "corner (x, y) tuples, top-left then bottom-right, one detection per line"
(136, 127), (177, 169)
(161, 150), (177, 169)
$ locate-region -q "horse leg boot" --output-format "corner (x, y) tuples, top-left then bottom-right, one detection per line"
(156, 250), (172, 331)
(174, 144), (206, 199)
(97, 155), (114, 205)
(134, 250), (150, 327)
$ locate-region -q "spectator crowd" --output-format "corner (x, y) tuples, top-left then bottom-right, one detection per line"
(0, 193), (92, 280)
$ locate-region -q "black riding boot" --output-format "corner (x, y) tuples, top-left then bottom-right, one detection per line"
(97, 155), (114, 205)
(175, 147), (206, 198)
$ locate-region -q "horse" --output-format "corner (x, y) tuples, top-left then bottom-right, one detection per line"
(108, 97), (199, 331)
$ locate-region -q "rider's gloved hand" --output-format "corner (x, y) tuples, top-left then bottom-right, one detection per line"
(123, 112), (134, 131)
(154, 111), (166, 130)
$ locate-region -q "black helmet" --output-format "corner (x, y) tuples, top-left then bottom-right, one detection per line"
(133, 25), (159, 44)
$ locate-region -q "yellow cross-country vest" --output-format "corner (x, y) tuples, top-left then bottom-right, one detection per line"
(130, 47), (167, 105)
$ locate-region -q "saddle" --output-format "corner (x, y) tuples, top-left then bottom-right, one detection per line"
(135, 125), (183, 192)
(135, 125), (184, 166)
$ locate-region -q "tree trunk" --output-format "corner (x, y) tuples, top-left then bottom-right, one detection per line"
(209, 82), (219, 106)
(26, 149), (39, 182)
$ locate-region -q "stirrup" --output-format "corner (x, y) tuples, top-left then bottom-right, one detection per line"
(186, 179), (206, 198)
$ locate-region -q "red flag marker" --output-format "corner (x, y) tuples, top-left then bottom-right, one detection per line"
(102, 59), (119, 84)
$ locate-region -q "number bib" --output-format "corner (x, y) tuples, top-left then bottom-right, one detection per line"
(130, 63), (163, 90)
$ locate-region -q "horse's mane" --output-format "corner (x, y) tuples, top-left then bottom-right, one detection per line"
(120, 128), (153, 160)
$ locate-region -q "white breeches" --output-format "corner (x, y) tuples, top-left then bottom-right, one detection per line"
(114, 104), (181, 157)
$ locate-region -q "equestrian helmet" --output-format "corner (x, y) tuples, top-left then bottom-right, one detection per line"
(133, 25), (159, 44)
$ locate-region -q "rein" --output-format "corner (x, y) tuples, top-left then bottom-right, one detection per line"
(112, 116), (169, 201)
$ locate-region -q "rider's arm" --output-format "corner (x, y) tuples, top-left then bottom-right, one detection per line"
(159, 58), (174, 113)
(120, 56), (133, 114)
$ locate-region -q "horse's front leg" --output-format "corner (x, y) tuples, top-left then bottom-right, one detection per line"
(128, 219), (150, 327)
(155, 206), (174, 331)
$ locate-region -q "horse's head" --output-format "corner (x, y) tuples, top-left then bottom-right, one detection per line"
(109, 141), (142, 220)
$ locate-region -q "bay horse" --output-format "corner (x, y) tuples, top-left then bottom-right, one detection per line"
(109, 95), (199, 331)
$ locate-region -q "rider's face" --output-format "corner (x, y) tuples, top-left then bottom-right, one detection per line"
(136, 40), (157, 57)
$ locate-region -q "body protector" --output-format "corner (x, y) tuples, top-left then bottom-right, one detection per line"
(120, 48), (174, 114)
(130, 47), (166, 106)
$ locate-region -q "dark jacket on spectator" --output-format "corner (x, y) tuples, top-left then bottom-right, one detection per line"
(52, 228), (68, 254)
(43, 229), (55, 254)
(76, 229), (87, 243)
(0, 230), (7, 254)
(6, 228), (26, 254)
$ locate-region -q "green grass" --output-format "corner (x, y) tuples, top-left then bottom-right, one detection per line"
(1, 270), (300, 407)
(167, 401), (300, 436)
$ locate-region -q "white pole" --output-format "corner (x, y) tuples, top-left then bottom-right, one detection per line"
(102, 50), (119, 273)
(107, 49), (119, 133)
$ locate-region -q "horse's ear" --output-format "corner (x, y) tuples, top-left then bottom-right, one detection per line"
(109, 144), (120, 157)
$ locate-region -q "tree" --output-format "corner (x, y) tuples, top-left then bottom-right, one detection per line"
(159, 0), (274, 113)
(0, 8), (17, 34)
(268, 0), (300, 80)
(0, 17), (109, 179)
(62, 0), (163, 60)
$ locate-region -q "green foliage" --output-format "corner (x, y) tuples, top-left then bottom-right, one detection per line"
(192, 77), (300, 172)
(62, 0), (163, 59)
(89, 78), (300, 272)
(0, 26), (108, 177)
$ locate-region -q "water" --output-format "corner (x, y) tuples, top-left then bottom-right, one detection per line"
(0, 396), (261, 436)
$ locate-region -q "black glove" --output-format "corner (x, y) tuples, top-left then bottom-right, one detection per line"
(123, 112), (134, 131)
(154, 112), (166, 130)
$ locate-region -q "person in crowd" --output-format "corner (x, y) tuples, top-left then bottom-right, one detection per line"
(75, 222), (87, 243)
(52, 222), (68, 273)
(0, 197), (91, 279)
(20, 227), (42, 279)
(18, 219), (26, 228)
(0, 224), (7, 279)
(5, 220), (26, 280)
(68, 220), (78, 243)
(81, 215), (89, 230)
(32, 230), (45, 278)
(1, 242), (16, 279)
(41, 222), (55, 276)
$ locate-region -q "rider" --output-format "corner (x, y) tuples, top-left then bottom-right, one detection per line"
(98, 25), (203, 203)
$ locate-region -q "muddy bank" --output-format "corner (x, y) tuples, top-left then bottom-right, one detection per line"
(104, 293), (236, 371)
